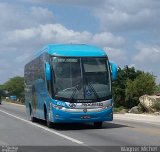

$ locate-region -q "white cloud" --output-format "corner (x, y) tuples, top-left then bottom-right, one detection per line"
(26, 0), (105, 8)
(14, 53), (31, 63)
(133, 45), (160, 64)
(30, 6), (54, 21)
(0, 22), (125, 83)
(3, 24), (125, 49)
(8, 29), (37, 41)
(0, 59), (13, 83)
(93, 0), (160, 32)
(19, 0), (160, 34)
(0, 3), (54, 31)
(0, 2), (54, 83)
(0, 59), (11, 70)
(39, 24), (92, 43)
(133, 45), (160, 82)
(104, 47), (127, 65)
(92, 32), (125, 47)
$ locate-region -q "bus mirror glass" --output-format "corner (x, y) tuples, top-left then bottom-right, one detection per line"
(110, 62), (117, 81)
(45, 62), (51, 81)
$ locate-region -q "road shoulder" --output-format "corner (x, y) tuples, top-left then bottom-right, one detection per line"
(114, 113), (160, 125)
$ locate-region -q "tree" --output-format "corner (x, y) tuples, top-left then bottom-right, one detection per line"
(2, 76), (24, 100)
(0, 85), (6, 96)
(125, 73), (156, 108)
(134, 73), (156, 95)
(112, 66), (142, 107)
(154, 84), (160, 94)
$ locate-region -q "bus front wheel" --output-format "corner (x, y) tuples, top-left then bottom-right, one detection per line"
(46, 117), (52, 128)
(94, 122), (103, 128)
(44, 106), (52, 128)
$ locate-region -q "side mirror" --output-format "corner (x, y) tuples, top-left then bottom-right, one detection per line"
(110, 62), (117, 81)
(45, 62), (51, 81)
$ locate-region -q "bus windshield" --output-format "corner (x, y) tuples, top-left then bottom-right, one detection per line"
(52, 57), (111, 102)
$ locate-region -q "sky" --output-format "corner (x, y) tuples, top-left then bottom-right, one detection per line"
(0, 0), (160, 84)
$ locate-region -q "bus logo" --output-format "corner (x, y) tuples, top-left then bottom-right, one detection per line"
(86, 89), (92, 96)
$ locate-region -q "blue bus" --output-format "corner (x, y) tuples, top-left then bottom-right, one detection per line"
(24, 44), (117, 128)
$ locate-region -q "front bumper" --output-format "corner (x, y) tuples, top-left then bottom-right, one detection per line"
(49, 107), (113, 123)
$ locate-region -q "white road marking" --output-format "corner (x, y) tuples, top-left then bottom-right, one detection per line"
(0, 109), (84, 145)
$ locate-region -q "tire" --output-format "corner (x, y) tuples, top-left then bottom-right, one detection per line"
(94, 122), (103, 128)
(46, 116), (52, 128)
(44, 106), (52, 128)
(31, 115), (36, 122)
(29, 104), (36, 122)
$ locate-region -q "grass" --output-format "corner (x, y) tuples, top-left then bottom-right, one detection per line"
(113, 106), (126, 113)
(4, 99), (25, 105)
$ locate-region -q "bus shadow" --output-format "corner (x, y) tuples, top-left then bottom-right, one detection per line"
(55, 122), (132, 131)
(35, 119), (132, 131)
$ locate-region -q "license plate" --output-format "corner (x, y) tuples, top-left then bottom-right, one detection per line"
(81, 115), (91, 119)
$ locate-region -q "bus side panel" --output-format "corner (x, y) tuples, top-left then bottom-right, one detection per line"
(35, 78), (47, 120)
(32, 53), (50, 120)
(24, 63), (33, 117)
(37, 53), (50, 120)
(24, 54), (46, 119)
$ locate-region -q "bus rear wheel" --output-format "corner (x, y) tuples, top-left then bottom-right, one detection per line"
(31, 115), (36, 122)
(29, 104), (36, 122)
(94, 122), (103, 128)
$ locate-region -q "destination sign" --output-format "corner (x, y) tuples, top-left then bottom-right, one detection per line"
(55, 58), (78, 63)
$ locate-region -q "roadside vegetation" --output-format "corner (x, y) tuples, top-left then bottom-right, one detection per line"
(112, 66), (159, 113)
(0, 76), (24, 104)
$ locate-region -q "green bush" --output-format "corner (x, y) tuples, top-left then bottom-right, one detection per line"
(138, 103), (146, 113)
(113, 106), (125, 113)
(153, 99), (160, 111)
(113, 66), (156, 109)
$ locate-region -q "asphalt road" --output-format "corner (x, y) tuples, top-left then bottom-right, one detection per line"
(0, 101), (160, 152)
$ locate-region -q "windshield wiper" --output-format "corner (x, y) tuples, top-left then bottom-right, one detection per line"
(69, 83), (81, 102)
(88, 82), (100, 101)
(84, 75), (100, 101)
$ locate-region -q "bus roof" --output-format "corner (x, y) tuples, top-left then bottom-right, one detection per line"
(37, 44), (107, 57)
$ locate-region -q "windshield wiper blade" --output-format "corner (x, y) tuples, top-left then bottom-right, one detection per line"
(69, 84), (81, 102)
(88, 82), (100, 101)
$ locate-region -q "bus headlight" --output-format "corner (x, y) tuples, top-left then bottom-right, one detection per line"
(52, 103), (64, 110)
